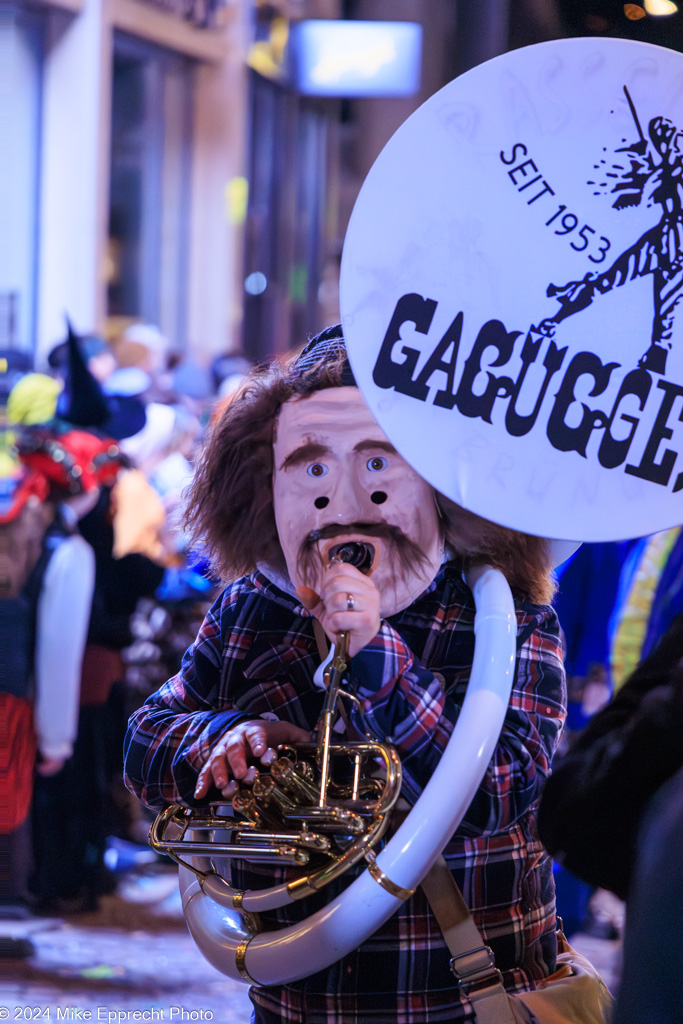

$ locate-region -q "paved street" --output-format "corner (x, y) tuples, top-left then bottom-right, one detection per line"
(3, 861), (622, 1024)
(3, 863), (253, 1023)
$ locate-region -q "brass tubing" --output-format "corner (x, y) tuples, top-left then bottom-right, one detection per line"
(253, 775), (300, 817)
(351, 752), (362, 801)
(232, 792), (261, 826)
(270, 758), (319, 804)
(286, 742), (402, 900)
(285, 806), (364, 833)
(152, 739), (402, 903)
(317, 718), (333, 808)
(317, 631), (349, 805)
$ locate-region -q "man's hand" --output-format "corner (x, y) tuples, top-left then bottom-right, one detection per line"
(194, 719), (312, 799)
(297, 561), (381, 658)
(36, 756), (66, 777)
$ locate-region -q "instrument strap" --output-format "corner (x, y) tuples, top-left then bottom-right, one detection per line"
(389, 802), (511, 1021)
(420, 856), (516, 1024)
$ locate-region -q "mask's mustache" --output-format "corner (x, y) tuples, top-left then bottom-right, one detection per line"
(297, 522), (428, 588)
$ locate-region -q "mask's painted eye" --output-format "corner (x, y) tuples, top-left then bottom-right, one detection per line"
(307, 462), (328, 478)
(367, 456), (388, 472)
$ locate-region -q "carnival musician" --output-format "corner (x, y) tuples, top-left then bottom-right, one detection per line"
(123, 326), (566, 1024)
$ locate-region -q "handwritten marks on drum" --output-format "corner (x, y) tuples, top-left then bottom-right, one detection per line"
(340, 37), (683, 540)
(501, 143), (612, 265)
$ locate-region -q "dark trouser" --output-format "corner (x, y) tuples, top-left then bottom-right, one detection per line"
(31, 702), (115, 902)
(2, 820), (32, 910)
(614, 767), (683, 1024)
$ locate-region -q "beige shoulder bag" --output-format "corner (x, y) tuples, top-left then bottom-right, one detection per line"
(420, 857), (614, 1024)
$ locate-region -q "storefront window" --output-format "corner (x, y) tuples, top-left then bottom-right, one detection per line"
(241, 70), (329, 361)
(107, 33), (192, 350)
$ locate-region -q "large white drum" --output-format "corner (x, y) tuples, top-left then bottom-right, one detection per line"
(341, 36), (683, 544)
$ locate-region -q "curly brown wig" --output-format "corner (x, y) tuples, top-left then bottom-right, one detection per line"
(436, 496), (555, 605)
(183, 328), (351, 583)
(184, 327), (555, 605)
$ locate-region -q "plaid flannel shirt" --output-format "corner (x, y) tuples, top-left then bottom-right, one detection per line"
(124, 561), (566, 1023)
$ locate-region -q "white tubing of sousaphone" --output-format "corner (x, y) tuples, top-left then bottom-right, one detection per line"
(180, 564), (516, 985)
(181, 32), (683, 988)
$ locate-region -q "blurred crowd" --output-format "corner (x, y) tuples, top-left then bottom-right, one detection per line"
(4, 320), (683, 1017)
(1, 320), (251, 925)
(539, 526), (683, 1024)
(547, 534), (683, 931)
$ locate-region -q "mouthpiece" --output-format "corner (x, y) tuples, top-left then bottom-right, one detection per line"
(329, 541), (374, 575)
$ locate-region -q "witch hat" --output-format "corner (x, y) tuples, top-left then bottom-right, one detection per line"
(57, 317), (111, 428)
(58, 317), (146, 440)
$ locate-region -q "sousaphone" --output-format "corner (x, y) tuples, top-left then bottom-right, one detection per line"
(150, 35), (683, 985)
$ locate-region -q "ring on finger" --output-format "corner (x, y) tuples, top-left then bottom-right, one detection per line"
(346, 593), (355, 611)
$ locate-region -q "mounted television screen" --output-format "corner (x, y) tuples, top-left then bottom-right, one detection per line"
(289, 20), (422, 98)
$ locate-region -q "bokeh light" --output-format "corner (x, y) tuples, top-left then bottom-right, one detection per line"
(644, 0), (678, 13)
(244, 271), (268, 296)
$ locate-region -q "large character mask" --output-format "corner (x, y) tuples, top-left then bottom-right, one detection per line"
(272, 386), (443, 618)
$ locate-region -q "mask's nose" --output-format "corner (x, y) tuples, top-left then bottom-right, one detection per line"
(314, 468), (386, 523)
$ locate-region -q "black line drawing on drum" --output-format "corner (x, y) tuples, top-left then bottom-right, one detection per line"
(538, 88), (683, 376)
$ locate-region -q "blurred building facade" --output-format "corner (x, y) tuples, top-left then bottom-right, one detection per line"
(4, 0), (249, 364)
(4, 0), (683, 365)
